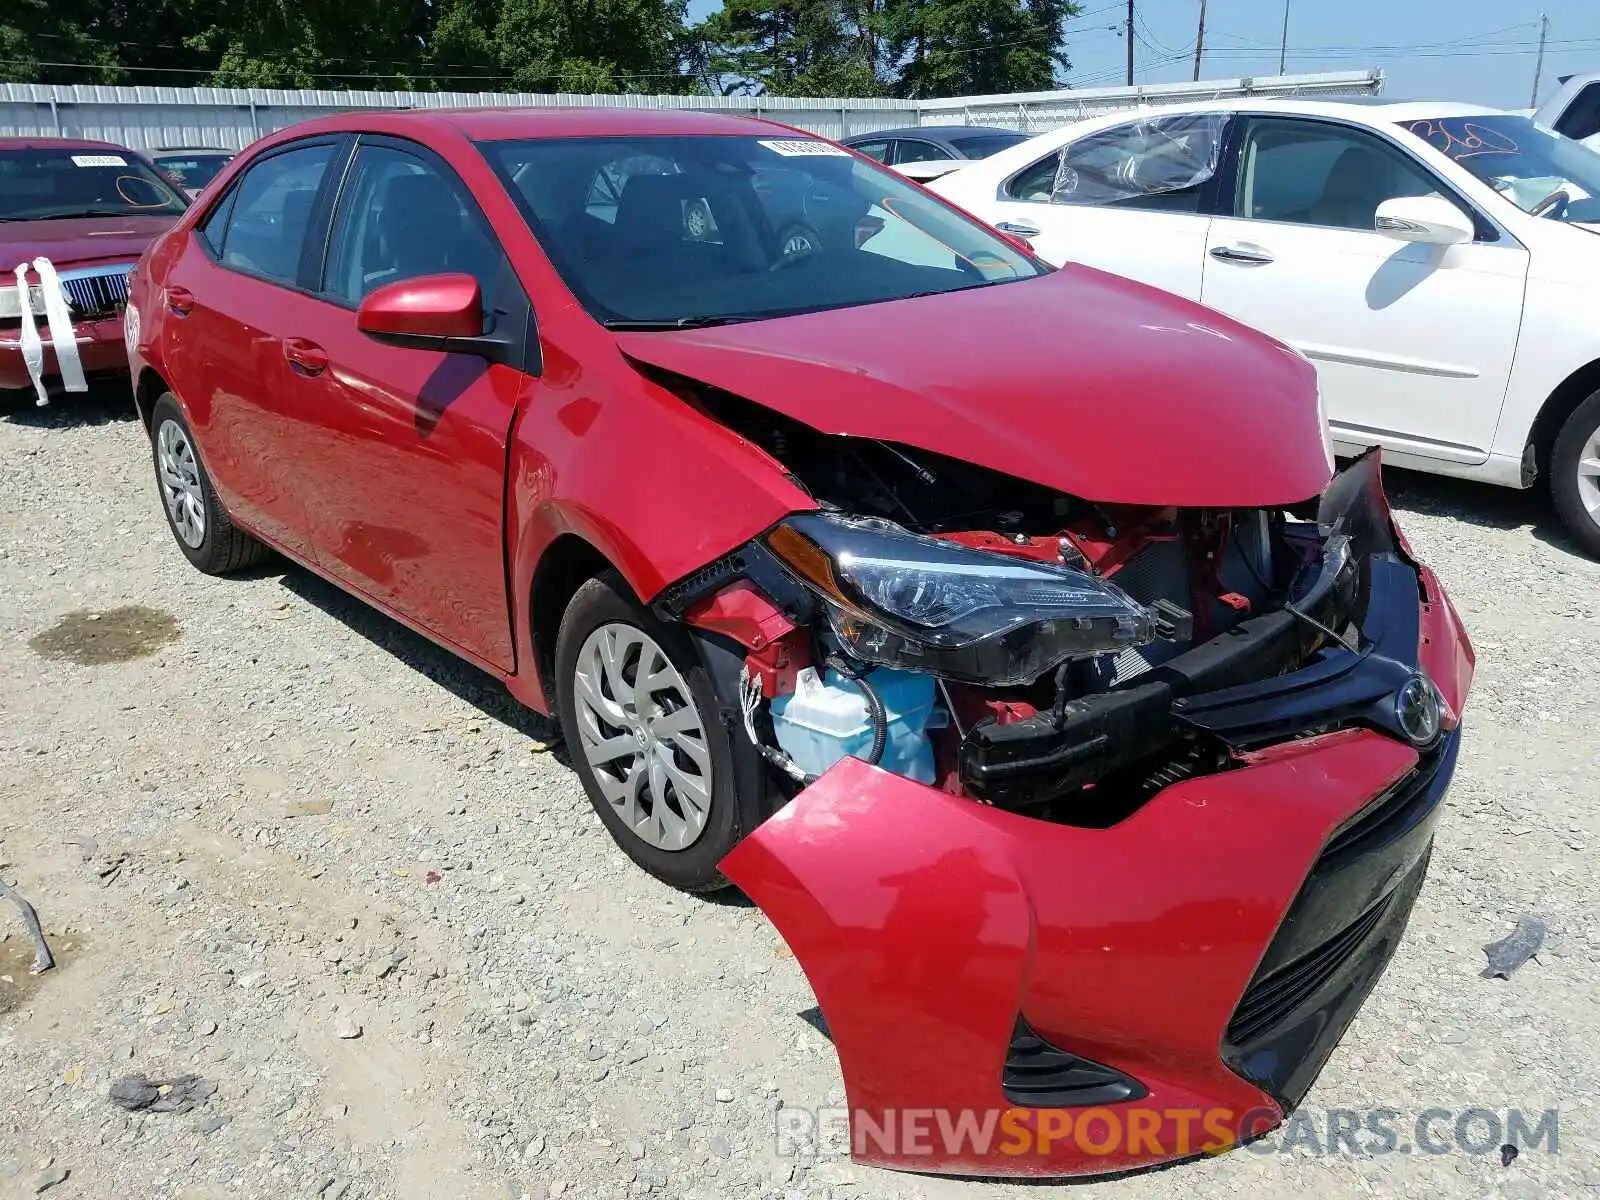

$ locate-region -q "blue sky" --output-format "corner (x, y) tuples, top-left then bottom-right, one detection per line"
(683, 0), (1600, 110)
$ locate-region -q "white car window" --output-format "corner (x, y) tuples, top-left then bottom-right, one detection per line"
(1236, 118), (1446, 233)
(1005, 113), (1228, 212)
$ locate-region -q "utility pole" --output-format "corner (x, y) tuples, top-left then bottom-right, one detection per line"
(1531, 12), (1549, 107)
(1126, 0), (1135, 85)
(1192, 0), (1207, 81)
(1278, 0), (1290, 74)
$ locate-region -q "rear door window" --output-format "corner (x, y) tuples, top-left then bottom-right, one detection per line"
(217, 144), (337, 286)
(1006, 113), (1228, 212)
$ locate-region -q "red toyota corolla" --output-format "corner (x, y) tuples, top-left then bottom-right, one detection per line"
(126, 108), (1474, 1178)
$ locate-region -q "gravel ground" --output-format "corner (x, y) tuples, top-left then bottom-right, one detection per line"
(0, 387), (1597, 1200)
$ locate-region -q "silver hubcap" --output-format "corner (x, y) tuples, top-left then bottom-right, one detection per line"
(1577, 422), (1600, 525)
(156, 419), (206, 548)
(573, 622), (712, 852)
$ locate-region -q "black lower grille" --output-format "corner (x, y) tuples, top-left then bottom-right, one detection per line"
(1221, 726), (1461, 1107)
(1227, 894), (1393, 1047)
(59, 267), (132, 322)
(1001, 1018), (1146, 1108)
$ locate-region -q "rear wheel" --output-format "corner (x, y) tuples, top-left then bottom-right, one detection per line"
(554, 571), (768, 892)
(149, 393), (270, 574)
(1549, 389), (1600, 558)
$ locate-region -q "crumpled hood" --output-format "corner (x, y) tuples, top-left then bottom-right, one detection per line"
(617, 265), (1332, 508)
(0, 214), (175, 273)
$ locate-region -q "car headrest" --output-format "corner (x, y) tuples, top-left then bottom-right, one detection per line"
(1323, 147), (1386, 201)
(613, 174), (705, 246)
(279, 188), (316, 234)
(377, 173), (464, 243)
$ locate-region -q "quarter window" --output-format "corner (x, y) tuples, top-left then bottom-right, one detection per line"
(1235, 119), (1443, 232)
(323, 145), (499, 304)
(217, 143), (336, 286)
(1005, 113), (1227, 212)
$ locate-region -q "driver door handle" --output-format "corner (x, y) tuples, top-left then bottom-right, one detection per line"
(283, 337), (329, 376)
(1209, 244), (1275, 265)
(995, 221), (1042, 238)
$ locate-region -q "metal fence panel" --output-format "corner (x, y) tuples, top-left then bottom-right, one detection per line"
(0, 71), (1383, 151)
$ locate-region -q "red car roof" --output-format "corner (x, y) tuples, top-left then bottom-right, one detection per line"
(275, 106), (792, 144)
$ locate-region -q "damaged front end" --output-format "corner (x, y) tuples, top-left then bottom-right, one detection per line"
(661, 444), (1473, 1177)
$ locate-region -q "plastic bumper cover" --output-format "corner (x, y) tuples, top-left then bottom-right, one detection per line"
(722, 538), (1473, 1178)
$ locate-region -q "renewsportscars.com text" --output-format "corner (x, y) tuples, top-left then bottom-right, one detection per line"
(775, 1105), (1559, 1159)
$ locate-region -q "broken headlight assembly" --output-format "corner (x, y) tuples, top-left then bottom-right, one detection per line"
(766, 512), (1167, 686)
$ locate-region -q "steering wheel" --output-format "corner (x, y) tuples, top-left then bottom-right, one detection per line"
(769, 224), (822, 272)
(1530, 188), (1570, 219)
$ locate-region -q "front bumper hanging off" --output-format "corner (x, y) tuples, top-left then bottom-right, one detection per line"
(720, 455), (1475, 1178)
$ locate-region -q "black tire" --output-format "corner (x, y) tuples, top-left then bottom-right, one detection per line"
(554, 570), (770, 893)
(1550, 389), (1600, 559)
(149, 393), (271, 575)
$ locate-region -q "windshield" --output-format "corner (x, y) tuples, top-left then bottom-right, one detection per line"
(155, 154), (232, 191)
(948, 131), (1028, 159)
(1399, 114), (1600, 222)
(0, 148), (187, 221)
(484, 135), (1043, 327)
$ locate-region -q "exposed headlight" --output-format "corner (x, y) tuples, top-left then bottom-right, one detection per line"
(0, 284), (48, 321)
(766, 512), (1157, 685)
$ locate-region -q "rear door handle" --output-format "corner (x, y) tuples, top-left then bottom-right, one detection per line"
(283, 337), (329, 376)
(1209, 244), (1275, 265)
(164, 286), (195, 316)
(995, 221), (1042, 238)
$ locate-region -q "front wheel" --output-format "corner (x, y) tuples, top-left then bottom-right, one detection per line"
(149, 393), (270, 574)
(554, 571), (768, 892)
(1549, 389), (1600, 558)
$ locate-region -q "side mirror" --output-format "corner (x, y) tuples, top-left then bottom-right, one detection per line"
(1374, 195), (1475, 246)
(356, 273), (485, 351)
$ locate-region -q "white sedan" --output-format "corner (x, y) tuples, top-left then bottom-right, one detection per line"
(932, 98), (1600, 555)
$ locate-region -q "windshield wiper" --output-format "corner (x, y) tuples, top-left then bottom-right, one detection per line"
(601, 315), (758, 331)
(4, 208), (158, 222)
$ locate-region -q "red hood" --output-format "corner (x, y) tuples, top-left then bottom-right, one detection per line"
(0, 214), (176, 273)
(616, 266), (1332, 508)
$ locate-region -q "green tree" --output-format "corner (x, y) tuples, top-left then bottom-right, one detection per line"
(487, 0), (692, 93)
(880, 0), (1076, 98)
(696, 0), (883, 97)
(1, 0), (153, 85)
(193, 0), (431, 89)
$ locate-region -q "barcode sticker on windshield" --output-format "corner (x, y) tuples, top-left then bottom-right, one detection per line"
(758, 139), (850, 158)
(70, 154), (127, 167)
